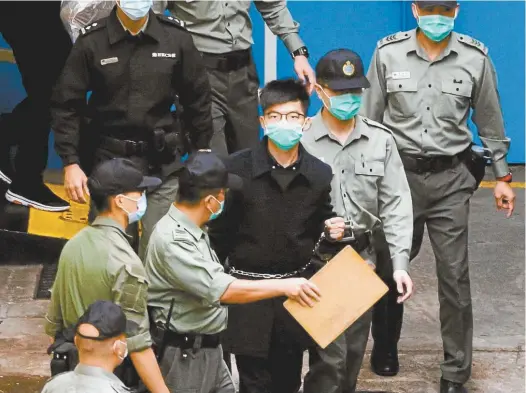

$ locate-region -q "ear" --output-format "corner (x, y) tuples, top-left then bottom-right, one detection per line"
(303, 117), (313, 132)
(411, 2), (419, 20)
(259, 116), (266, 129)
(454, 5), (459, 18)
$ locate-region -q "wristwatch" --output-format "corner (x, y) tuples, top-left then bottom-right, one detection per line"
(292, 46), (309, 59)
(496, 172), (513, 183)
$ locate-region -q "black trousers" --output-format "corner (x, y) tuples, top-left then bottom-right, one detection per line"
(0, 1), (72, 185)
(235, 323), (304, 393)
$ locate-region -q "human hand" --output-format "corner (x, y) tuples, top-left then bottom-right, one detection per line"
(494, 181), (515, 218)
(393, 270), (413, 303)
(281, 278), (321, 307)
(324, 217), (346, 241)
(293, 55), (316, 94)
(64, 164), (89, 203)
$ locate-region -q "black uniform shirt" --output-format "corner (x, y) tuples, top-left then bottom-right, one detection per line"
(51, 7), (212, 166)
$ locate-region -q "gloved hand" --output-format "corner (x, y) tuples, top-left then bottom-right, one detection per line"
(393, 270), (414, 304)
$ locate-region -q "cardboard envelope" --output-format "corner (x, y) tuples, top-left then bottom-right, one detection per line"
(284, 245), (388, 349)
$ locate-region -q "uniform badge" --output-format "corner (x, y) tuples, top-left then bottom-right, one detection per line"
(152, 53), (176, 58)
(391, 71), (411, 80)
(342, 61), (355, 76)
(100, 57), (118, 66)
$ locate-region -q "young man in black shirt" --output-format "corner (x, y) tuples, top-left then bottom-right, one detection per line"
(209, 79), (345, 393)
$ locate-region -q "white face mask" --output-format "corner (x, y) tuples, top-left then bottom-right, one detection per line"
(113, 340), (128, 360)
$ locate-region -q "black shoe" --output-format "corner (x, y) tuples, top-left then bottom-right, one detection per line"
(5, 182), (70, 212)
(370, 344), (399, 376)
(440, 378), (467, 393)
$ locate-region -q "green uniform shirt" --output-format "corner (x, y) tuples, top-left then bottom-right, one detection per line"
(361, 29), (510, 178)
(167, 0), (305, 54)
(41, 364), (129, 393)
(145, 205), (236, 334)
(44, 217), (151, 353)
(302, 113), (413, 271)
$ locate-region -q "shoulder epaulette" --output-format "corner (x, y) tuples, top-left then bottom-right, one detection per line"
(377, 31), (411, 48)
(457, 34), (488, 55)
(79, 20), (105, 37)
(158, 14), (186, 30)
(361, 117), (392, 134)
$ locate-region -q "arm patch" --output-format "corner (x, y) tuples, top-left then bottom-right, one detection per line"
(79, 20), (105, 37)
(158, 14), (187, 30)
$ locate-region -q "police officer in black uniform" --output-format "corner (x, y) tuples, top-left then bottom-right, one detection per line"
(51, 0), (212, 258)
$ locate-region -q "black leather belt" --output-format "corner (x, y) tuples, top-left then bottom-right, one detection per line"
(100, 136), (149, 157)
(200, 49), (252, 72)
(400, 150), (470, 174)
(164, 330), (221, 350)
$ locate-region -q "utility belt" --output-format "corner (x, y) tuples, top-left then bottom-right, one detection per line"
(400, 149), (470, 174)
(153, 325), (221, 351)
(47, 328), (78, 376)
(100, 127), (189, 168)
(200, 49), (252, 72)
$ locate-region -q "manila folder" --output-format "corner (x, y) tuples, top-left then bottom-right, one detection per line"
(284, 245), (388, 349)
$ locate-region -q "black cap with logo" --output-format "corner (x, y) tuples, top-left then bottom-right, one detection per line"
(315, 49), (370, 91)
(75, 300), (128, 340)
(87, 158), (162, 196)
(415, 1), (458, 9)
(179, 151), (243, 191)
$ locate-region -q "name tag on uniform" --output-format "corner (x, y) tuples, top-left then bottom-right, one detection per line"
(391, 71), (411, 80)
(152, 53), (176, 58)
(100, 57), (118, 66)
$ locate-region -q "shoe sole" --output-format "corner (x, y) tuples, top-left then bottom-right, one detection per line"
(5, 190), (70, 212)
(0, 170), (12, 185)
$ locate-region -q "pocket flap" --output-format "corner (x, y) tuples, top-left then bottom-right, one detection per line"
(441, 80), (473, 97)
(354, 161), (384, 176)
(387, 79), (418, 93)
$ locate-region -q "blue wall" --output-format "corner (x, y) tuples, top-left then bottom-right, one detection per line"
(0, 1), (524, 167)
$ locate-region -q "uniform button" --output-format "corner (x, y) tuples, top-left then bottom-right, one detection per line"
(427, 106), (430, 110)
(292, 167), (296, 170)
(428, 84), (432, 88)
(424, 129), (428, 133)
(344, 193), (347, 198)
(399, 84), (402, 88)
(227, 23), (230, 27)
(272, 166), (276, 169)
(369, 169), (373, 172)
(183, 353), (188, 358)
(456, 88), (460, 92)
(341, 170), (344, 174)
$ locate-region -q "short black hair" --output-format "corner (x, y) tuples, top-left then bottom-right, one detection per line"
(176, 182), (222, 205)
(91, 193), (111, 212)
(259, 78), (310, 114)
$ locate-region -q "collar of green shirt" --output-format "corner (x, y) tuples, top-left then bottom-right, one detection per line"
(310, 111), (371, 147)
(167, 204), (204, 241)
(91, 216), (131, 239)
(74, 364), (124, 384)
(108, 7), (161, 44)
(406, 28), (461, 61)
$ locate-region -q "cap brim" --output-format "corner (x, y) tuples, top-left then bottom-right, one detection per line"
(415, 1), (457, 9)
(226, 174), (243, 191)
(325, 76), (371, 91)
(137, 176), (162, 191)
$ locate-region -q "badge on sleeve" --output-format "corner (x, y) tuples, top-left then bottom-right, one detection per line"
(391, 71), (411, 80)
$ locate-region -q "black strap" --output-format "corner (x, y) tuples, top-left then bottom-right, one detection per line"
(100, 136), (149, 157)
(164, 330), (221, 350)
(200, 49), (251, 72)
(400, 149), (470, 174)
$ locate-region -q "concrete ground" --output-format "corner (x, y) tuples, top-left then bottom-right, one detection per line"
(0, 170), (524, 393)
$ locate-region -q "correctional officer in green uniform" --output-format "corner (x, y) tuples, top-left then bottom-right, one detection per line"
(361, 2), (516, 392)
(167, 0), (316, 156)
(42, 301), (131, 393)
(301, 49), (414, 393)
(44, 158), (169, 393)
(144, 151), (324, 393)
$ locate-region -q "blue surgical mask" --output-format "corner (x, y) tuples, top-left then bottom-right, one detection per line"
(120, 193), (147, 224)
(417, 13), (455, 42)
(321, 88), (363, 121)
(208, 196), (224, 221)
(265, 122), (303, 151)
(119, 0), (152, 20)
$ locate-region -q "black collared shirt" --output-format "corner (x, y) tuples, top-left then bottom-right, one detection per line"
(209, 139), (335, 274)
(52, 7), (212, 166)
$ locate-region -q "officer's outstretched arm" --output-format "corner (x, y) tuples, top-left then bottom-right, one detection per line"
(174, 32), (213, 150)
(51, 38), (91, 168)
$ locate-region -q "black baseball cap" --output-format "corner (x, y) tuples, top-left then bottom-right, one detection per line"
(179, 151), (242, 191)
(415, 1), (458, 9)
(75, 301), (127, 340)
(88, 158), (162, 196)
(316, 49), (370, 91)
